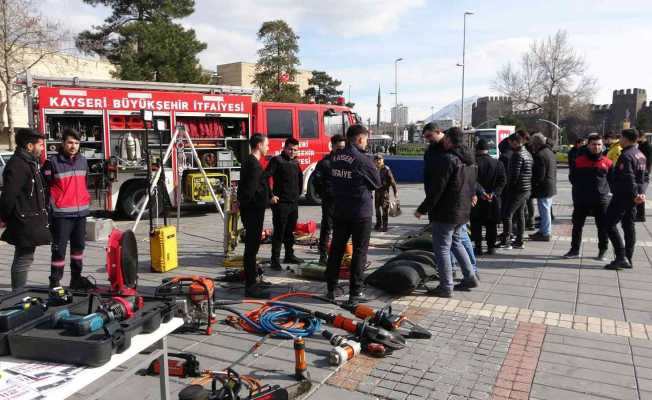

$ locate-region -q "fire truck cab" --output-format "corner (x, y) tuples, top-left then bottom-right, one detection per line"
(252, 101), (358, 203)
(23, 76), (357, 217)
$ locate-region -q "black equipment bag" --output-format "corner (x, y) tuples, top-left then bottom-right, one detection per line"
(365, 257), (438, 295)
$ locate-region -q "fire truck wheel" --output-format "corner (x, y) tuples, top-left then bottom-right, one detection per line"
(118, 180), (165, 220)
(306, 175), (322, 205)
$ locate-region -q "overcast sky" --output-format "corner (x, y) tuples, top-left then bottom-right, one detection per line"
(41, 0), (652, 123)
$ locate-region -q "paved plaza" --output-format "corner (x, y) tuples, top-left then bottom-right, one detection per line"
(1, 169), (652, 400)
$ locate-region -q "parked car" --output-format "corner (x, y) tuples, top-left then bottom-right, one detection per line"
(556, 145), (570, 163)
(0, 151), (12, 190)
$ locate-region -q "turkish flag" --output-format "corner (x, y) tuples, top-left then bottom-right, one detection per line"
(278, 73), (290, 83)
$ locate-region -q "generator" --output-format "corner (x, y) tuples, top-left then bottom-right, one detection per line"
(155, 276), (215, 335)
(184, 172), (228, 203)
(150, 225), (178, 273)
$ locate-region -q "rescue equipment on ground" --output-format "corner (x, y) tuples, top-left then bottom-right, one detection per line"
(156, 276), (216, 335)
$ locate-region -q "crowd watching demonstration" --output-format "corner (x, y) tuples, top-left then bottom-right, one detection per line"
(0, 124), (648, 302)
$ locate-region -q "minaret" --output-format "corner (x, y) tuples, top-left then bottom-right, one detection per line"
(376, 84), (381, 136)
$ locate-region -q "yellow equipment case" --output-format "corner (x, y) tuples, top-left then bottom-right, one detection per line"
(150, 225), (178, 272)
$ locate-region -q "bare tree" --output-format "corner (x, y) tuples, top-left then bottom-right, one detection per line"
(0, 0), (64, 149)
(493, 30), (597, 142)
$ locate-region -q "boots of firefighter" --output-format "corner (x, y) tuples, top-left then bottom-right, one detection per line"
(69, 274), (96, 291)
(374, 219), (382, 231)
(270, 248), (283, 271)
(284, 250), (304, 264)
(381, 212), (389, 232)
(319, 251), (328, 266)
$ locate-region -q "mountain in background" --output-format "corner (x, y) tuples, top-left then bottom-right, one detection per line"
(424, 96), (479, 125)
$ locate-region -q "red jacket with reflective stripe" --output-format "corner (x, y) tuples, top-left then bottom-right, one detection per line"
(43, 152), (90, 218)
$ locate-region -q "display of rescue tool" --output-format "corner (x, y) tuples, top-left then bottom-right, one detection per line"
(155, 276), (216, 335)
(313, 310), (406, 351)
(117, 131), (142, 167)
(322, 330), (361, 366)
(51, 295), (142, 336)
(104, 228), (139, 296)
(339, 303), (431, 339)
(179, 369), (312, 400)
(146, 352), (202, 378)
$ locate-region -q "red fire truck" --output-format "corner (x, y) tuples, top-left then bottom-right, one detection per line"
(21, 76), (357, 218)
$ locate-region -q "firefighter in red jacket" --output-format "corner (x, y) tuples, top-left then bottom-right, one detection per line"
(42, 129), (95, 290)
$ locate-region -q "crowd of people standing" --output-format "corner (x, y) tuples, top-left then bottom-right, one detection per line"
(415, 123), (649, 298)
(1, 123), (649, 303)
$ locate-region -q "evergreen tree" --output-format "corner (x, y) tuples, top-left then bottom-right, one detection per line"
(76, 0), (208, 83)
(254, 20), (301, 102)
(303, 70), (342, 104)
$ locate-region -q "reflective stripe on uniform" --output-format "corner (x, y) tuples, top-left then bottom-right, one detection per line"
(54, 170), (87, 179)
(52, 205), (90, 213)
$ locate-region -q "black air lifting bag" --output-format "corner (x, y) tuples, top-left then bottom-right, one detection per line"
(386, 250), (436, 267)
(365, 259), (437, 295)
(395, 233), (433, 252)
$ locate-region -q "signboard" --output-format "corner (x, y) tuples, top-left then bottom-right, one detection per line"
(495, 125), (516, 147)
(37, 87), (253, 114)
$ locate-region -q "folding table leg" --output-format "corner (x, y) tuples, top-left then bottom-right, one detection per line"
(159, 336), (170, 399)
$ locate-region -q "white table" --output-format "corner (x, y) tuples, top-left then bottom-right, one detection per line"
(0, 317), (184, 400)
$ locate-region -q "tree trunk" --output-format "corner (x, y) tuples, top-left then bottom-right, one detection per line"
(4, 82), (15, 150)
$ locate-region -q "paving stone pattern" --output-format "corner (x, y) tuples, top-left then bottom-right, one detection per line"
(329, 309), (517, 400)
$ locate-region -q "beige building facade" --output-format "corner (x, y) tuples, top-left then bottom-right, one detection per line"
(216, 62), (313, 97)
(1, 52), (114, 140)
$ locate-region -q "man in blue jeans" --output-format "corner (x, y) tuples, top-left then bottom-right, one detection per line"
(529, 133), (557, 241)
(415, 128), (479, 297)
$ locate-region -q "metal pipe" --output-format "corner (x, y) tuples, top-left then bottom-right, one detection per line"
(460, 12), (474, 129)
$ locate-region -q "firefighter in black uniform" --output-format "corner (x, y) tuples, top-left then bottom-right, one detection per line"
(313, 134), (346, 265)
(373, 153), (398, 232)
(604, 129), (648, 270)
(564, 134), (612, 261)
(237, 134), (271, 299)
(326, 125), (381, 304)
(266, 137), (304, 270)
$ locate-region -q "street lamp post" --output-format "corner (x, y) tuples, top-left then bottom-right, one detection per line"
(458, 11), (473, 129)
(394, 57), (403, 142)
(538, 119), (561, 145)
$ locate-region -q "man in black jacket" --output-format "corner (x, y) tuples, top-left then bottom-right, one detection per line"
(326, 125), (381, 304)
(266, 137), (304, 270)
(636, 131), (651, 222)
(564, 134), (612, 260)
(500, 134), (533, 249)
(568, 136), (587, 179)
(416, 128), (478, 298)
(422, 123), (445, 223)
(604, 129), (647, 269)
(313, 134), (346, 265)
(237, 134), (271, 298)
(529, 133), (557, 241)
(0, 129), (51, 289)
(471, 139), (506, 255)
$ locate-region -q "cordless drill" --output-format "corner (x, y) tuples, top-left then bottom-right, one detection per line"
(52, 297), (139, 336)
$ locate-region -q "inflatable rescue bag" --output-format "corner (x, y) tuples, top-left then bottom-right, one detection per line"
(365, 259), (437, 295)
(395, 233), (433, 252)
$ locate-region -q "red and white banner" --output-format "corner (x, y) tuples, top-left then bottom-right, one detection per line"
(37, 87), (253, 114)
(495, 125), (515, 145)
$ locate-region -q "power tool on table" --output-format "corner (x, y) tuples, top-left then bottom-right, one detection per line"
(340, 303), (431, 339)
(155, 276), (215, 335)
(52, 296), (141, 336)
(0, 287), (73, 331)
(147, 353), (202, 378)
(179, 368), (312, 400)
